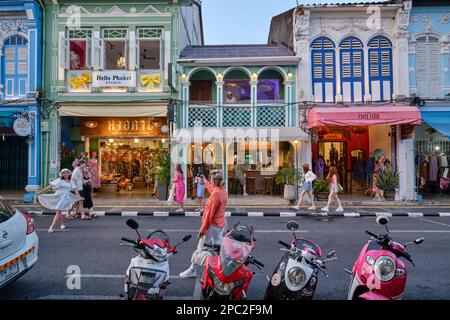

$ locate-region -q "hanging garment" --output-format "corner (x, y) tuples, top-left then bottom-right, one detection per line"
(429, 155), (439, 182)
(89, 158), (101, 188)
(439, 155), (448, 168)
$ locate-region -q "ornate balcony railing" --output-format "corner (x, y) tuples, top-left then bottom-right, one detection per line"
(186, 104), (287, 128)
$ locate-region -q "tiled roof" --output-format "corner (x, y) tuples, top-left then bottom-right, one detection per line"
(301, 0), (401, 7)
(179, 45), (295, 59)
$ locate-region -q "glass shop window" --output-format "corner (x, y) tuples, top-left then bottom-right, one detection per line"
(223, 80), (251, 104)
(102, 28), (128, 70)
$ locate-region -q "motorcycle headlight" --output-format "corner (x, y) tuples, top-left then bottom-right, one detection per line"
(208, 267), (243, 295)
(374, 256), (396, 282)
(287, 267), (307, 289)
(146, 245), (168, 262)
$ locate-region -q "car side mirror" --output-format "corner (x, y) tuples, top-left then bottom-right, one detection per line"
(414, 237), (424, 245)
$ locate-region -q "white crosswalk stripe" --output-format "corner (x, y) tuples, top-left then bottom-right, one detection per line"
(375, 212), (392, 217)
(280, 212), (296, 217)
(247, 212), (264, 217)
(438, 212), (450, 217)
(122, 211), (138, 217)
(185, 211), (200, 217)
(153, 211), (169, 217)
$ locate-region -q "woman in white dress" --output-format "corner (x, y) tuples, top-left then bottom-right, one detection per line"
(37, 169), (84, 233)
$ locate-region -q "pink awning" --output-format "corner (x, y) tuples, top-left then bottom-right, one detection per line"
(308, 105), (421, 129)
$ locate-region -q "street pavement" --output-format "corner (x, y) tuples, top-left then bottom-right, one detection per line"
(1, 212), (450, 300)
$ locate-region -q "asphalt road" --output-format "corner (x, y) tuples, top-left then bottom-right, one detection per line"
(1, 213), (450, 300)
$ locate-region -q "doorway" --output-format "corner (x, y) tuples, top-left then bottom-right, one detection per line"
(318, 141), (348, 191)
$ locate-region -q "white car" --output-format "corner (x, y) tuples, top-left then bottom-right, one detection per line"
(0, 198), (38, 289)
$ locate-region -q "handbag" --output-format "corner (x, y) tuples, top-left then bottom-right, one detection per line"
(337, 183), (344, 193)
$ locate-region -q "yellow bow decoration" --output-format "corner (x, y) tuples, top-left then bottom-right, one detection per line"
(70, 72), (92, 90)
(140, 74), (161, 91)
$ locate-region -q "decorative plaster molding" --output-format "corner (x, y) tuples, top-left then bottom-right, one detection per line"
(0, 19), (30, 39)
(395, 7), (411, 39)
(438, 12), (450, 25)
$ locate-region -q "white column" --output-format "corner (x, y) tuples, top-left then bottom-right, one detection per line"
(284, 80), (293, 126)
(364, 45), (371, 102)
(216, 80), (224, 127)
(335, 47), (342, 102)
(250, 80), (258, 127)
(396, 130), (415, 201)
(181, 81), (190, 128)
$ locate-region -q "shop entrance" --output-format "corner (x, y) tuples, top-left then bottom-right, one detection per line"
(317, 141), (348, 191)
(0, 135), (28, 190)
(60, 115), (169, 200)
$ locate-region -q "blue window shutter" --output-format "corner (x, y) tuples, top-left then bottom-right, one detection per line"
(339, 36), (364, 103)
(2, 36), (28, 98)
(311, 37), (336, 103)
(368, 36), (392, 101)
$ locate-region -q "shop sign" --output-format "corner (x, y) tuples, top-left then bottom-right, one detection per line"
(92, 71), (136, 87)
(210, 136), (271, 143)
(357, 113), (380, 121)
(323, 133), (343, 140)
(81, 117), (168, 137)
(13, 118), (31, 137)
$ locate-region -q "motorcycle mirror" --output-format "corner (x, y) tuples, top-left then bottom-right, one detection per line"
(182, 235), (192, 242)
(376, 216), (389, 226)
(126, 219), (139, 230)
(286, 221), (299, 231)
(327, 250), (337, 258)
(414, 237), (424, 245)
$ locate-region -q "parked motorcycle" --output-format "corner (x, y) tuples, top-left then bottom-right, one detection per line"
(346, 216), (424, 300)
(264, 221), (337, 300)
(200, 222), (264, 300)
(120, 219), (192, 300)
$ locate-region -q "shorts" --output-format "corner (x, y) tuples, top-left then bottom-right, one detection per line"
(303, 182), (312, 192)
(330, 184), (337, 193)
(197, 183), (205, 198)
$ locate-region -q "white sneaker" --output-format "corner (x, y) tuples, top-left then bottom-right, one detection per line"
(321, 207), (329, 212)
(291, 205), (300, 210)
(179, 268), (196, 278)
(308, 206), (316, 210)
(243, 193), (249, 197)
(336, 207), (344, 212)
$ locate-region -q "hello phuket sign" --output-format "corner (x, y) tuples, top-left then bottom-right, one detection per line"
(92, 71), (135, 87)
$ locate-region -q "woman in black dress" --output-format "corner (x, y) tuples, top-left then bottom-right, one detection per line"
(82, 167), (95, 218)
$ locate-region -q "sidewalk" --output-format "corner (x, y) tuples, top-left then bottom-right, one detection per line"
(2, 190), (450, 207)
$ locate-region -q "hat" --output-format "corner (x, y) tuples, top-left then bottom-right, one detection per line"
(226, 91), (233, 95)
(59, 168), (72, 177)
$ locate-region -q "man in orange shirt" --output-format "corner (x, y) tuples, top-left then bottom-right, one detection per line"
(179, 170), (228, 278)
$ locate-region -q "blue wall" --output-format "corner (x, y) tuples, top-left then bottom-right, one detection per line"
(409, 6), (450, 99)
(0, 1), (43, 201)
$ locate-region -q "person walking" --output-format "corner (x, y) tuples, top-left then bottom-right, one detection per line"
(292, 163), (317, 210)
(71, 160), (90, 220)
(321, 166), (344, 212)
(82, 167), (95, 217)
(37, 169), (84, 233)
(179, 170), (228, 278)
(173, 164), (185, 212)
(373, 155), (386, 201)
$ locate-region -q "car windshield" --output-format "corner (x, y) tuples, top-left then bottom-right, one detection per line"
(0, 199), (15, 224)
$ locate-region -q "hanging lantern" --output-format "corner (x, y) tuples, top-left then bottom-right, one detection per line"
(351, 126), (367, 135)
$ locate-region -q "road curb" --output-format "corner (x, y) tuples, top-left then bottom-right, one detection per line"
(27, 211), (450, 218)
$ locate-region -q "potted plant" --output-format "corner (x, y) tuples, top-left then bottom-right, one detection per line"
(155, 153), (170, 201)
(375, 167), (400, 200)
(313, 178), (330, 201)
(275, 167), (301, 201)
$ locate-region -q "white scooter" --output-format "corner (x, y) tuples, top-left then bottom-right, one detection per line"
(120, 219), (192, 300)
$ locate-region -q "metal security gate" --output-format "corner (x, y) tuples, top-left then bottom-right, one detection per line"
(0, 135), (28, 190)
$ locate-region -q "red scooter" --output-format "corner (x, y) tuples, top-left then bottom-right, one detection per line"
(346, 216), (424, 300)
(200, 223), (264, 300)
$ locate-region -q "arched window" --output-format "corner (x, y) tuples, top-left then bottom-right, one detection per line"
(310, 37), (336, 103)
(368, 36), (393, 101)
(2, 35), (28, 98)
(416, 35), (441, 99)
(339, 36), (364, 103)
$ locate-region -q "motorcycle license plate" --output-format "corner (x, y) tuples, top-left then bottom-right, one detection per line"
(0, 262), (19, 284)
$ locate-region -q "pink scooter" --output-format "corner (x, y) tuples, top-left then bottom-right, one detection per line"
(346, 216), (424, 300)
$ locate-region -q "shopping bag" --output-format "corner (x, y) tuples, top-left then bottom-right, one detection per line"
(167, 184), (175, 206)
(191, 236), (212, 267)
(337, 183), (344, 193)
